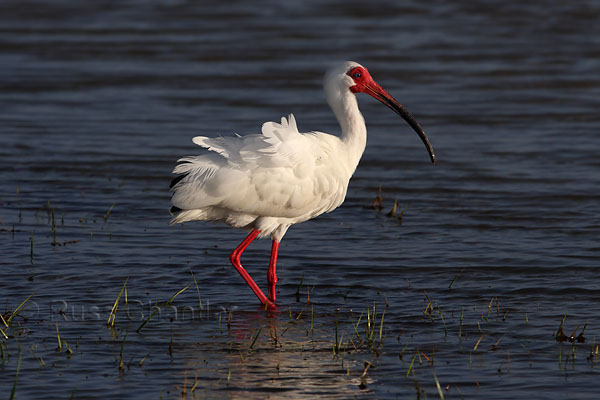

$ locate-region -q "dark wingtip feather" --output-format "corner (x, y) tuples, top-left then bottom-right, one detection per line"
(169, 173), (188, 189)
(170, 206), (182, 213)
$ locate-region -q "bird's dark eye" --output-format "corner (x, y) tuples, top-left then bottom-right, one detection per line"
(354, 72), (361, 78)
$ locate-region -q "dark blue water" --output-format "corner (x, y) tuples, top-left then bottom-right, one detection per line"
(1, 1), (599, 398)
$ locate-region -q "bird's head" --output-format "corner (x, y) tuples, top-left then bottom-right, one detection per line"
(327, 61), (436, 164)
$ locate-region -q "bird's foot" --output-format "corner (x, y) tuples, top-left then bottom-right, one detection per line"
(261, 298), (277, 311)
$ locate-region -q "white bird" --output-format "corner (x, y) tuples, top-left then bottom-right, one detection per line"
(170, 61), (435, 308)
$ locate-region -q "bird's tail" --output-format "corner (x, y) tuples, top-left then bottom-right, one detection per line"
(169, 209), (209, 225)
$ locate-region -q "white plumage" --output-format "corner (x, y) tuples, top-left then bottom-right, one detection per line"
(171, 113), (351, 241)
(170, 61), (435, 308)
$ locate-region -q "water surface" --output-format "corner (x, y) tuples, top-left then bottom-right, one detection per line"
(1, 1), (599, 398)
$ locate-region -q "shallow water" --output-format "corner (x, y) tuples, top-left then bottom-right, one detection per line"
(1, 0), (599, 398)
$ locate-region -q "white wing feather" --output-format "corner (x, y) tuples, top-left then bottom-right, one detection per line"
(171, 114), (350, 222)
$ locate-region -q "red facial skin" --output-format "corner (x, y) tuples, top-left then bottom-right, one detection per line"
(347, 66), (393, 102)
(347, 66), (374, 93)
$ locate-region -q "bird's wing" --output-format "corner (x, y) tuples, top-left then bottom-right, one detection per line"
(171, 114), (349, 219)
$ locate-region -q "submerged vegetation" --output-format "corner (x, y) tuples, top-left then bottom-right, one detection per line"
(1, 197), (599, 398)
(1, 268), (599, 398)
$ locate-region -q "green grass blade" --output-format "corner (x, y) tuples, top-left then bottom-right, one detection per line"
(9, 345), (22, 400)
(7, 294), (34, 325)
(166, 285), (189, 306)
(249, 327), (263, 350)
(189, 269), (203, 310)
(107, 278), (129, 326)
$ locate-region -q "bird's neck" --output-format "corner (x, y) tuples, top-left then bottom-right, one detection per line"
(330, 90), (367, 173)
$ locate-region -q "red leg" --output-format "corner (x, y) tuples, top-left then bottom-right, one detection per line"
(267, 239), (279, 302)
(229, 229), (274, 308)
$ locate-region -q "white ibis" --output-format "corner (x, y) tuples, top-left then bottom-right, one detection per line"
(170, 61), (435, 308)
